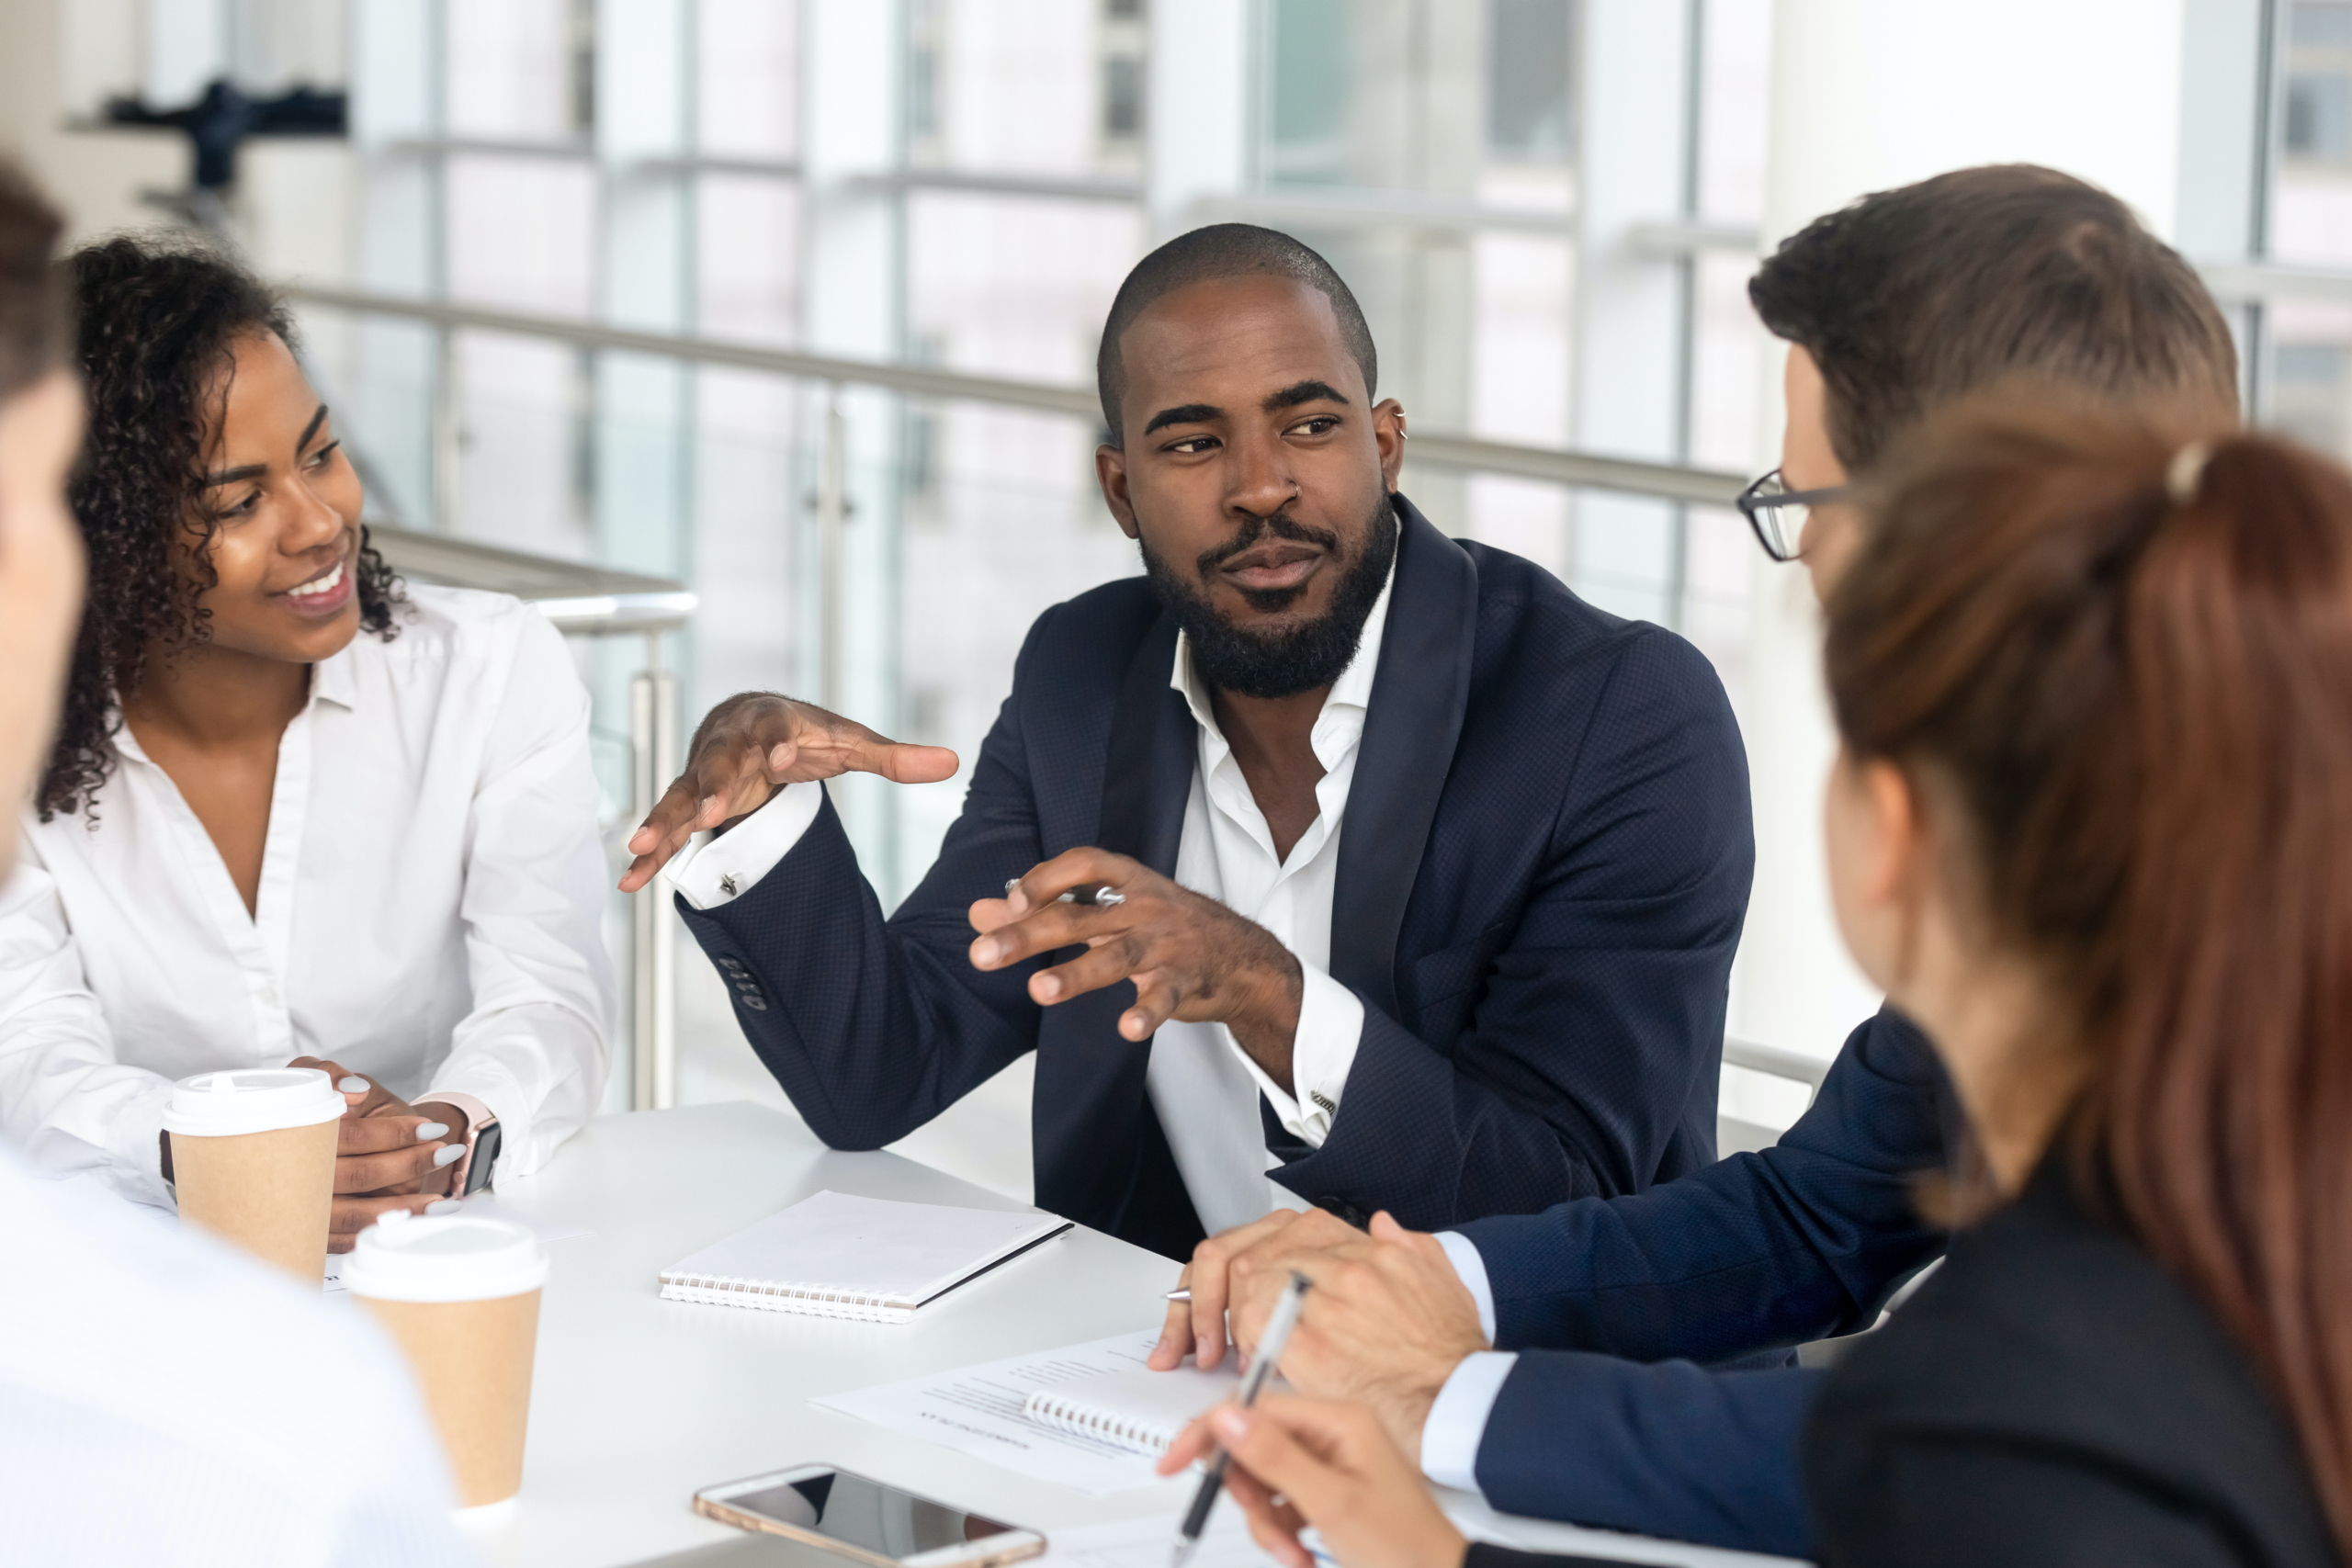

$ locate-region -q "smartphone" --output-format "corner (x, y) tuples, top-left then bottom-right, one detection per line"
(694, 1465), (1047, 1568)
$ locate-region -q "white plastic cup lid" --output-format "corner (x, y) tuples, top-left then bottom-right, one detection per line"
(342, 1214), (548, 1303)
(159, 1067), (345, 1137)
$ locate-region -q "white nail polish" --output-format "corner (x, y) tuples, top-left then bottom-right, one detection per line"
(414, 1122), (450, 1140)
(377, 1209), (413, 1227)
(337, 1076), (368, 1093)
(425, 1199), (463, 1215)
(433, 1144), (466, 1168)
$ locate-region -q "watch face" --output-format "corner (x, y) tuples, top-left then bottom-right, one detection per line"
(464, 1121), (503, 1194)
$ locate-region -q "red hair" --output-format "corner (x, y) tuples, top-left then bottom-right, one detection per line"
(1826, 407), (2352, 1549)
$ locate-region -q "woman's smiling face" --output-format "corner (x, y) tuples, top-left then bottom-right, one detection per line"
(178, 329), (366, 664)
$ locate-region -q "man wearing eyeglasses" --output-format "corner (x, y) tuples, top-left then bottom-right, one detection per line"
(1153, 164), (2246, 1560)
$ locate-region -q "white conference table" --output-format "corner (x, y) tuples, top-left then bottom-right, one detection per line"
(452, 1102), (1804, 1568)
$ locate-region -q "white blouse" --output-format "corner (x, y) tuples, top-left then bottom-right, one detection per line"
(0, 585), (615, 1209)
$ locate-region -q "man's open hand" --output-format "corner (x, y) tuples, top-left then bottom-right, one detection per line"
(1152, 1208), (1487, 1457)
(969, 848), (1305, 1085)
(618, 693), (958, 892)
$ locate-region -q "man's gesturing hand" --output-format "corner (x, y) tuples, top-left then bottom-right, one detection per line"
(1155, 1208), (1486, 1459)
(970, 848), (1305, 1086)
(617, 693), (957, 892)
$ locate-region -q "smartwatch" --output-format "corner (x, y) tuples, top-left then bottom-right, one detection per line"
(462, 1118), (503, 1195)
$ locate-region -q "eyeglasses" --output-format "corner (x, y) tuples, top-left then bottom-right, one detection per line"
(1736, 468), (1851, 562)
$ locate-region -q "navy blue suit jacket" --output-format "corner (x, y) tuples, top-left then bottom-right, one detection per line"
(676, 499), (1753, 1259)
(1452, 1008), (1955, 1559)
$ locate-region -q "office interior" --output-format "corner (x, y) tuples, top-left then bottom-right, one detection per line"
(0, 0), (2336, 1205)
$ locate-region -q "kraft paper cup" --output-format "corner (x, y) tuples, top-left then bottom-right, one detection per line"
(345, 1213), (549, 1511)
(162, 1067), (345, 1282)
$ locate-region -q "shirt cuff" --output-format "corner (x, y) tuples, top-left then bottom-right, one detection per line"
(662, 780), (825, 910)
(1435, 1230), (1498, 1345)
(1228, 962), (1364, 1147)
(1420, 1351), (1518, 1494)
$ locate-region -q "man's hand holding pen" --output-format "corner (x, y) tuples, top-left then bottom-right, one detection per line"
(969, 849), (1307, 1091)
(1152, 1208), (1487, 1461)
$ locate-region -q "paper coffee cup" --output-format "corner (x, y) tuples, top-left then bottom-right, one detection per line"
(345, 1214), (549, 1509)
(162, 1066), (345, 1281)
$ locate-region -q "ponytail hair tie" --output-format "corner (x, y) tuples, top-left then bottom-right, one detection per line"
(2165, 439), (2217, 506)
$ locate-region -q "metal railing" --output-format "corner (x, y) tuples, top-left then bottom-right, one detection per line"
(1723, 1035), (1832, 1095)
(366, 525), (691, 1116)
(281, 283), (1751, 508)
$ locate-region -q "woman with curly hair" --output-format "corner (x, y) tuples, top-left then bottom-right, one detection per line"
(0, 234), (612, 1248)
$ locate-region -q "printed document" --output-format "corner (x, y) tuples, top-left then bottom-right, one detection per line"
(813, 1329), (1194, 1495)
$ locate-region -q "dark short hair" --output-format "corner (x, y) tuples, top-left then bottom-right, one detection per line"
(1750, 164), (2239, 476)
(0, 161), (68, 401)
(1096, 223), (1377, 445)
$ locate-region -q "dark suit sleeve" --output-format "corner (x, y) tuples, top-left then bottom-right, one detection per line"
(1463, 1548), (1648, 1568)
(1276, 629), (1756, 1224)
(672, 614), (1063, 1149)
(1454, 1009), (1950, 1362)
(1811, 1440), (2250, 1568)
(1474, 1354), (1822, 1559)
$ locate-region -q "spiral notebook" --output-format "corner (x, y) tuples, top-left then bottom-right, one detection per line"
(658, 1189), (1072, 1324)
(1022, 1351), (1260, 1457)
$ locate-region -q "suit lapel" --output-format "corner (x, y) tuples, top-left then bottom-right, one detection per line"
(1032, 609), (1194, 1240)
(1096, 610), (1191, 874)
(1329, 496), (1479, 1017)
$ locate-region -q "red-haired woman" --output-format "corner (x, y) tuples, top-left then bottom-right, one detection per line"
(1161, 409), (2352, 1567)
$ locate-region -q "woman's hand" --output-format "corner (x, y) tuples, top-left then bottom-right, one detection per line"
(1158, 1394), (1468, 1568)
(290, 1057), (469, 1251)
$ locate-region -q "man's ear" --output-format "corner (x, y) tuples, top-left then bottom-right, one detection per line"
(1373, 400), (1407, 493)
(1095, 444), (1141, 540)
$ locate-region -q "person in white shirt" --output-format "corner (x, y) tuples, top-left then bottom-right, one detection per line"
(0, 158), (477, 1568)
(0, 233), (613, 1247)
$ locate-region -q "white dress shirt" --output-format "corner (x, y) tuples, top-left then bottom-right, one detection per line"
(0, 586), (615, 1210)
(0, 1144), (477, 1567)
(1421, 1232), (1511, 1491)
(667, 569), (1392, 1237)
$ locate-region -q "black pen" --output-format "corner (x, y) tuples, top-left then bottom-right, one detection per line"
(1170, 1270), (1311, 1568)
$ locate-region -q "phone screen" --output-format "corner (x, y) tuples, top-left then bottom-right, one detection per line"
(723, 1470), (1018, 1558)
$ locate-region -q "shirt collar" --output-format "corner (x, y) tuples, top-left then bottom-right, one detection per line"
(310, 643), (360, 711)
(107, 646), (361, 768)
(1169, 547), (1397, 736)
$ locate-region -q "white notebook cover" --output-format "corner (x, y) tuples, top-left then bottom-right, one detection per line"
(1022, 1350), (1267, 1455)
(658, 1190), (1071, 1323)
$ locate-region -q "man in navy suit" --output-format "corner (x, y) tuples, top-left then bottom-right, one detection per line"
(618, 223), (1752, 1263)
(1155, 167), (2249, 1558)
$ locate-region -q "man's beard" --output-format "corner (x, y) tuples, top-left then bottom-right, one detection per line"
(1139, 496), (1399, 700)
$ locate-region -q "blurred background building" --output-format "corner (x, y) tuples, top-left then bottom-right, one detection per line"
(0, 0), (2324, 1200)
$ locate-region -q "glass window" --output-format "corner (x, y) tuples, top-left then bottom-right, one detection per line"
(1486, 0), (1573, 159)
(1102, 54), (1141, 138)
(2294, 1), (2352, 47)
(2288, 73), (2352, 159)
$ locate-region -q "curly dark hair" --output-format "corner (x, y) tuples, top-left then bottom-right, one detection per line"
(40, 235), (404, 819)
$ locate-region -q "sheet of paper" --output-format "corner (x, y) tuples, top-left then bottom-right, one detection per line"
(813, 1329), (1192, 1495)
(322, 1194), (592, 1292)
(1039, 1509), (1295, 1568)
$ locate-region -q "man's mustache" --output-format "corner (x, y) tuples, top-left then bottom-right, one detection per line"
(1194, 509), (1342, 578)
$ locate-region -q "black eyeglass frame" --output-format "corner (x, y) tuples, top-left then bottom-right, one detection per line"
(1736, 468), (1851, 562)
